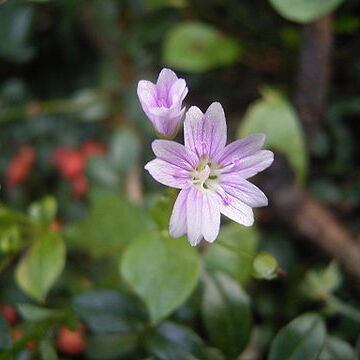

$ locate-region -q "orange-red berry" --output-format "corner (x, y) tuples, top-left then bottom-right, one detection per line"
(56, 325), (86, 355)
(53, 148), (85, 179)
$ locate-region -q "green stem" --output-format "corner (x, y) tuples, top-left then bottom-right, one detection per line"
(0, 90), (110, 124)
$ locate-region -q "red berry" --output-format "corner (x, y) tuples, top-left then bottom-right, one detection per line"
(56, 325), (85, 356)
(6, 146), (36, 187)
(81, 140), (107, 158)
(71, 174), (88, 198)
(1, 304), (18, 326)
(53, 148), (85, 179)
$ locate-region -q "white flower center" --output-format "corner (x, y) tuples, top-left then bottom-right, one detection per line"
(191, 156), (220, 190)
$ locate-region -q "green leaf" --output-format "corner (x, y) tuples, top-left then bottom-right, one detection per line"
(238, 88), (308, 184)
(269, 0), (344, 23)
(15, 232), (66, 302)
(163, 21), (241, 73)
(145, 321), (205, 360)
(252, 252), (278, 280)
(204, 224), (258, 284)
(121, 232), (200, 323)
(17, 303), (59, 321)
(268, 313), (326, 360)
(0, 225), (21, 253)
(69, 193), (154, 256)
(150, 192), (176, 231)
(0, 0), (34, 63)
(73, 290), (147, 333)
(301, 262), (342, 300)
(109, 129), (141, 174)
(202, 272), (252, 359)
(39, 340), (58, 360)
(28, 196), (57, 226)
(86, 333), (139, 360)
(319, 336), (357, 360)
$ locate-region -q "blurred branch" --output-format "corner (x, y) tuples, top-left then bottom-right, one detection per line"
(261, 157), (360, 293)
(294, 14), (333, 140)
(0, 90), (110, 123)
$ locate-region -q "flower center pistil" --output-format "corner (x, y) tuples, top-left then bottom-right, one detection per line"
(191, 157), (220, 190)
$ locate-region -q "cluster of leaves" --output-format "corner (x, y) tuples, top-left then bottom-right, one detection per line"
(1, 0), (360, 359)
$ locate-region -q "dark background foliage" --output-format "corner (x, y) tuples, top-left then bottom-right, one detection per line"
(0, 0), (359, 359)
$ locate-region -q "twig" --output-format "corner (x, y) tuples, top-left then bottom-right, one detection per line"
(294, 14), (333, 141)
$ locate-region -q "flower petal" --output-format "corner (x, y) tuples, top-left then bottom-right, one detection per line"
(144, 159), (191, 189)
(221, 177), (268, 207)
(220, 194), (254, 227)
(223, 150), (274, 179)
(201, 191), (221, 243)
(169, 188), (189, 238)
(169, 78), (188, 105)
(184, 102), (227, 159)
(156, 68), (178, 99)
(152, 139), (198, 169)
(137, 80), (157, 109)
(215, 133), (266, 165)
(148, 107), (185, 136)
(186, 187), (203, 246)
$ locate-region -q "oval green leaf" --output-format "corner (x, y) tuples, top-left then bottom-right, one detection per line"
(238, 88), (307, 184)
(86, 333), (139, 360)
(120, 232), (200, 323)
(268, 313), (326, 360)
(269, 0), (344, 23)
(204, 224), (259, 284)
(163, 21), (241, 73)
(145, 321), (205, 360)
(15, 232), (65, 302)
(319, 336), (357, 360)
(69, 193), (154, 256)
(202, 272), (252, 359)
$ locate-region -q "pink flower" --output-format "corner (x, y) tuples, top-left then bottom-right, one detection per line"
(145, 102), (274, 246)
(137, 68), (188, 137)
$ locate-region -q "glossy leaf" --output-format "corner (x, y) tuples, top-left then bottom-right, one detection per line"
(150, 192), (176, 231)
(73, 290), (147, 333)
(69, 193), (154, 255)
(15, 232), (65, 302)
(319, 336), (357, 360)
(269, 0), (344, 23)
(121, 232), (200, 323)
(145, 321), (205, 360)
(17, 303), (59, 322)
(163, 21), (241, 73)
(204, 224), (258, 284)
(268, 313), (326, 360)
(238, 88), (307, 184)
(0, 0), (34, 63)
(86, 333), (139, 360)
(39, 340), (58, 360)
(202, 272), (252, 359)
(109, 129), (141, 174)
